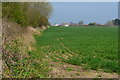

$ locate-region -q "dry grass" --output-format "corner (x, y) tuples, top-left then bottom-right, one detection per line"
(2, 19), (40, 77)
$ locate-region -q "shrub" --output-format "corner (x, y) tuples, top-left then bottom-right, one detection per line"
(2, 2), (53, 27)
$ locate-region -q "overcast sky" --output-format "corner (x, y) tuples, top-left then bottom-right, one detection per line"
(49, 2), (118, 24)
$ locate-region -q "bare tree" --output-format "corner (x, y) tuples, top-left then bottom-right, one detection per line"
(78, 21), (84, 26)
(105, 20), (114, 27)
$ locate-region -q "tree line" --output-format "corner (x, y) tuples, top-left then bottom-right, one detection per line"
(2, 2), (53, 27)
(73, 19), (120, 26)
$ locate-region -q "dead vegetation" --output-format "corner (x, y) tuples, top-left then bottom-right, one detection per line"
(2, 19), (44, 78)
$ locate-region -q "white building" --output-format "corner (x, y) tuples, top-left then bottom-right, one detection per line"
(54, 24), (59, 26)
(64, 24), (69, 27)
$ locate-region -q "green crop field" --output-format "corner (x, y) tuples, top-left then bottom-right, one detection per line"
(34, 26), (118, 73)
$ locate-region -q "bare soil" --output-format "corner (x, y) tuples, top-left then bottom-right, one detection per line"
(48, 61), (118, 78)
